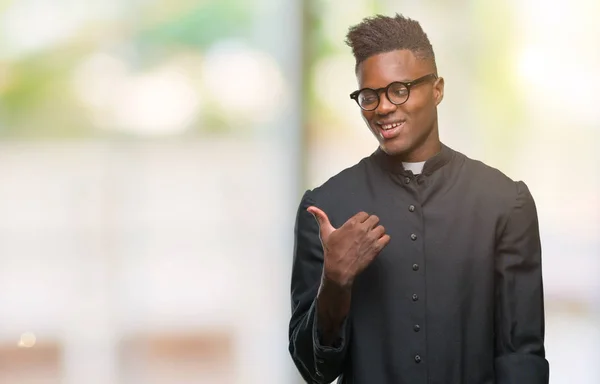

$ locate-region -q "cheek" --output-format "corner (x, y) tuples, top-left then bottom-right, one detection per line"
(361, 111), (375, 125)
(404, 96), (435, 123)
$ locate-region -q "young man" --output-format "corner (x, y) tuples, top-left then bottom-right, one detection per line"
(288, 14), (549, 384)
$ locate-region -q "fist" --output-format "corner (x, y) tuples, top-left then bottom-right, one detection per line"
(307, 206), (390, 288)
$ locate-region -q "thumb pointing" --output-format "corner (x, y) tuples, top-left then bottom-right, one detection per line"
(307, 206), (335, 241)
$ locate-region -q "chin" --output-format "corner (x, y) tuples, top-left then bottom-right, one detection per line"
(379, 139), (412, 157)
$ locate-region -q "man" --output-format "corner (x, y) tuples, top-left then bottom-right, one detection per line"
(288, 14), (549, 384)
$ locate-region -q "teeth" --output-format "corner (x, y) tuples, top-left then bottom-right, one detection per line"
(381, 122), (403, 130)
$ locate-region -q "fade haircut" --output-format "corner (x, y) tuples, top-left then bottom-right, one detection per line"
(345, 13), (437, 74)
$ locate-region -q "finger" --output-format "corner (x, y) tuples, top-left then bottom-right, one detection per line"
(363, 215), (380, 229)
(375, 234), (391, 250)
(351, 211), (370, 224)
(370, 225), (386, 239)
(307, 206), (336, 240)
(306, 206), (330, 226)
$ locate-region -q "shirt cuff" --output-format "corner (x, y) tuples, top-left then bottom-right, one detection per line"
(312, 310), (348, 358)
(495, 353), (549, 384)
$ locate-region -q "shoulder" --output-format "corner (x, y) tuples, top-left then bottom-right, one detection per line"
(455, 149), (536, 214)
(305, 155), (373, 204)
(297, 154), (377, 229)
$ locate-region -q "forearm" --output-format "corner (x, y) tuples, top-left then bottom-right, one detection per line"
(495, 353), (549, 384)
(289, 191), (350, 383)
(316, 274), (352, 346)
(289, 295), (350, 383)
(494, 181), (549, 383)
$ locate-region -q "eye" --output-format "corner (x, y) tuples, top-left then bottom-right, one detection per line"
(358, 90), (378, 105)
(362, 96), (378, 103)
(389, 84), (408, 97)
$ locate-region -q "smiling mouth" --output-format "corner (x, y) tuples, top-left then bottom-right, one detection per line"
(379, 121), (404, 130)
(376, 120), (405, 140)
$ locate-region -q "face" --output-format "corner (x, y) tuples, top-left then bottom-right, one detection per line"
(356, 49), (444, 161)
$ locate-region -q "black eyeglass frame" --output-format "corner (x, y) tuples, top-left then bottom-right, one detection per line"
(349, 73), (438, 111)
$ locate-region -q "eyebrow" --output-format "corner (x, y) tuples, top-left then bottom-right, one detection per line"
(360, 79), (412, 89)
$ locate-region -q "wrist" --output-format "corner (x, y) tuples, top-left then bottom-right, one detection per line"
(322, 269), (354, 291)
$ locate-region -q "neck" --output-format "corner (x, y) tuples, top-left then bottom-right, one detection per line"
(395, 124), (442, 162)
(374, 139), (453, 176)
(401, 139), (441, 162)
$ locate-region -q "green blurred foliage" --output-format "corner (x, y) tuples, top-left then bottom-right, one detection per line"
(470, 2), (525, 158)
(0, 0), (252, 139)
(0, 47), (92, 138)
(137, 0), (251, 51)
(303, 0), (378, 142)
(0, 0), (530, 149)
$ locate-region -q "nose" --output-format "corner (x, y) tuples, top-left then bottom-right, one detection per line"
(375, 91), (396, 115)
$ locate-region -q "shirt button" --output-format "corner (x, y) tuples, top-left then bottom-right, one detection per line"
(415, 355), (422, 363)
(412, 294), (419, 301)
(414, 324), (421, 332)
(412, 264), (419, 271)
(404, 177), (411, 184)
(408, 205), (415, 212)
(410, 233), (417, 241)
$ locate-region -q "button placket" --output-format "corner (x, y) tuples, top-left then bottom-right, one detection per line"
(406, 190), (424, 367)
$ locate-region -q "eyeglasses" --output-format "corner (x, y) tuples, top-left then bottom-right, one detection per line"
(350, 73), (438, 111)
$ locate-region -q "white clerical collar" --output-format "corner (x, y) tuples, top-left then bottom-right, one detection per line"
(402, 161), (426, 175)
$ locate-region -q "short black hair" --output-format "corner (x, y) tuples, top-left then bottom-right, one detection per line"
(345, 13), (436, 73)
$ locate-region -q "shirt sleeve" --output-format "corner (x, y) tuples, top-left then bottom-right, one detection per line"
(288, 190), (350, 383)
(494, 181), (550, 383)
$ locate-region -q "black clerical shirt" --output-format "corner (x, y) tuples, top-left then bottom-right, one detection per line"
(288, 144), (549, 384)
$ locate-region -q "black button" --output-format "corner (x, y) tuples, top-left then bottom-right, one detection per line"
(408, 205), (415, 212)
(412, 294), (419, 301)
(415, 355), (422, 363)
(404, 177), (411, 184)
(412, 264), (419, 271)
(414, 324), (421, 332)
(410, 233), (417, 241)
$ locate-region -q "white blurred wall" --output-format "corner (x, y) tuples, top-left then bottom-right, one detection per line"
(0, 140), (297, 384)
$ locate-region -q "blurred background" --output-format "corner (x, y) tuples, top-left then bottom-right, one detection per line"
(0, 0), (598, 383)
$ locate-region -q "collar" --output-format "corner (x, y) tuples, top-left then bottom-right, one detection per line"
(372, 143), (455, 176)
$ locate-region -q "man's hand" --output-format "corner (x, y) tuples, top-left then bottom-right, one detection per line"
(307, 206), (390, 289)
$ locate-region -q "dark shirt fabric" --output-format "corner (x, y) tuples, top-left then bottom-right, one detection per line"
(288, 144), (549, 384)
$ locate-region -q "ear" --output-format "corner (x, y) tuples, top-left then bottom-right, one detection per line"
(433, 76), (444, 106)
